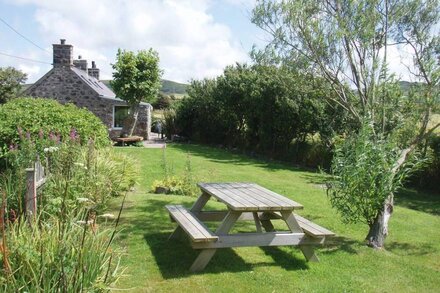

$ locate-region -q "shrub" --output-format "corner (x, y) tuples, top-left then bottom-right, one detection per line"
(2, 134), (137, 216)
(153, 93), (172, 109)
(0, 97), (110, 155)
(151, 149), (199, 197)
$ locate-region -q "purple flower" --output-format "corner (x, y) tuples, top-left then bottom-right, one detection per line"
(49, 131), (55, 141)
(70, 128), (77, 141)
(25, 131), (31, 140)
(9, 144), (17, 151)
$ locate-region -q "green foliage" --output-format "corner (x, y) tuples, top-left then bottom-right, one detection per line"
(151, 149), (199, 197)
(0, 98), (110, 155)
(153, 93), (173, 109)
(0, 213), (123, 292)
(163, 109), (177, 139)
(0, 67), (27, 104)
(327, 124), (418, 225)
(175, 63), (347, 164)
(111, 48), (162, 106)
(2, 133), (137, 215)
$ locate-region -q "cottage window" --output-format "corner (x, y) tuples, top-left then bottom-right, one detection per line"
(113, 106), (130, 128)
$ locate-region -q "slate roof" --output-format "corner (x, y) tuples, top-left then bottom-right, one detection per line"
(70, 67), (150, 106)
(71, 66), (116, 98)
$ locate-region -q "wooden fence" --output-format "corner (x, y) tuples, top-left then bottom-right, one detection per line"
(25, 159), (46, 218)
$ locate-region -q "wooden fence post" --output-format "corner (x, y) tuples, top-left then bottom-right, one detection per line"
(25, 166), (37, 219)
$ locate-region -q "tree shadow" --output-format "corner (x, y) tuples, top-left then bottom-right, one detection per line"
(320, 236), (361, 255)
(386, 241), (437, 256)
(170, 143), (306, 173)
(395, 188), (440, 216)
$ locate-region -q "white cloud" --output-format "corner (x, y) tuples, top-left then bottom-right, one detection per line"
(10, 0), (249, 83)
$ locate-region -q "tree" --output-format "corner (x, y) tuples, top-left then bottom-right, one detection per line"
(252, 0), (440, 248)
(111, 49), (162, 136)
(0, 67), (27, 104)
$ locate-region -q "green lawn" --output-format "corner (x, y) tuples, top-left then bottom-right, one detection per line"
(110, 144), (440, 292)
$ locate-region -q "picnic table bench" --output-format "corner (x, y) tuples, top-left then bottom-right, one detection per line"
(166, 182), (335, 272)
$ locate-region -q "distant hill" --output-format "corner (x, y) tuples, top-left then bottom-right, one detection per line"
(101, 79), (188, 96)
(23, 79), (188, 96)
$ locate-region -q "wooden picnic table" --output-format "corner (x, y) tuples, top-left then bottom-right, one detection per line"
(166, 182), (334, 272)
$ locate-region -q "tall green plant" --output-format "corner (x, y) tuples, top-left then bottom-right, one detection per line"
(111, 48), (163, 136)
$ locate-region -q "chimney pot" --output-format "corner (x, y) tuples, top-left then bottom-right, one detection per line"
(60, 39), (66, 45)
(92, 61), (96, 68)
(78, 55), (82, 59)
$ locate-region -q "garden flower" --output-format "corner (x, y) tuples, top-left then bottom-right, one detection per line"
(43, 146), (59, 153)
(98, 213), (116, 220)
(76, 197), (92, 203)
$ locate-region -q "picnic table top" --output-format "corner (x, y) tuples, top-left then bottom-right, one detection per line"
(198, 182), (303, 212)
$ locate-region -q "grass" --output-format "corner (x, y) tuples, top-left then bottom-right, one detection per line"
(110, 144), (440, 292)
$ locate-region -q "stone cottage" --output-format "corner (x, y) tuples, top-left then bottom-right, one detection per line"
(25, 39), (152, 139)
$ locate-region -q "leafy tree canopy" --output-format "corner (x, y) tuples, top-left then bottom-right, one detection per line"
(0, 67), (27, 104)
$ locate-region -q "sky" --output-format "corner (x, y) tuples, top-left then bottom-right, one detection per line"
(0, 0), (263, 83)
(0, 0), (417, 84)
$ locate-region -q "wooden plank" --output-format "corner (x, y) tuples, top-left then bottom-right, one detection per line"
(176, 205), (214, 239)
(190, 232), (328, 249)
(216, 211), (241, 235)
(25, 167), (37, 218)
(251, 184), (303, 209)
(226, 183), (281, 211)
(192, 211), (257, 222)
(294, 214), (335, 237)
(190, 192), (211, 212)
(199, 183), (249, 210)
(281, 210), (303, 232)
(189, 249), (216, 272)
(166, 205), (218, 242)
(200, 184), (251, 211)
(253, 212), (262, 233)
(245, 187), (293, 210)
(199, 182), (303, 211)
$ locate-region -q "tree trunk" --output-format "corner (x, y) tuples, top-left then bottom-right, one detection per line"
(121, 105), (140, 137)
(366, 194), (394, 249)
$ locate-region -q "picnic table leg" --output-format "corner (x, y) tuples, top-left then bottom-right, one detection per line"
(252, 212), (262, 233)
(190, 192), (211, 213)
(168, 226), (185, 241)
(280, 211), (319, 262)
(259, 212), (275, 232)
(189, 211), (241, 272)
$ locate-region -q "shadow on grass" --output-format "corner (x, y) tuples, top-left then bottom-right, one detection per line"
(386, 241), (437, 256)
(170, 143), (305, 173)
(114, 196), (318, 278)
(395, 188), (440, 216)
(321, 236), (361, 255)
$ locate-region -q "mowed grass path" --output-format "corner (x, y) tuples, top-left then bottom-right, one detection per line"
(111, 144), (440, 292)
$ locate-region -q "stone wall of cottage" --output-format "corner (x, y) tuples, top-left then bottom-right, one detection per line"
(25, 67), (151, 139)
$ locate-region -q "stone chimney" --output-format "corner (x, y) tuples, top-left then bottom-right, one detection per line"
(53, 39), (73, 67)
(87, 61), (100, 80)
(73, 55), (88, 71)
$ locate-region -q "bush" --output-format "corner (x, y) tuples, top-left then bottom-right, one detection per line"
(153, 93), (173, 109)
(2, 134), (137, 216)
(0, 98), (110, 155)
